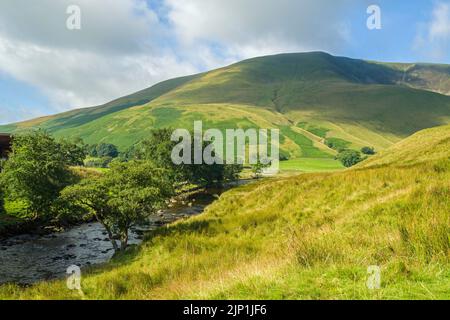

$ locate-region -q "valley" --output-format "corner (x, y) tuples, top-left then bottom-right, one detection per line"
(1, 123), (448, 299)
(0, 52), (449, 300)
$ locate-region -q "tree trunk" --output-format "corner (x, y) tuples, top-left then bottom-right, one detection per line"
(100, 222), (118, 252)
(94, 213), (119, 252)
(108, 229), (119, 252)
(120, 231), (129, 252)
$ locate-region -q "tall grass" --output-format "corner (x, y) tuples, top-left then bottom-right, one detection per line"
(0, 126), (449, 300)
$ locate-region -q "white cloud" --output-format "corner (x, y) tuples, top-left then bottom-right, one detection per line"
(0, 0), (162, 54)
(429, 2), (450, 40)
(0, 36), (196, 109)
(0, 0), (357, 123)
(166, 0), (356, 61)
(414, 1), (450, 60)
(0, 0), (197, 118)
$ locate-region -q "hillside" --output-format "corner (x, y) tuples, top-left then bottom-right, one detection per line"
(358, 124), (450, 168)
(2, 52), (450, 158)
(1, 124), (448, 300)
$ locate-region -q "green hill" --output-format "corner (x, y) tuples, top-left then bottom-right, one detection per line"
(2, 123), (448, 300)
(359, 124), (450, 168)
(2, 52), (450, 159)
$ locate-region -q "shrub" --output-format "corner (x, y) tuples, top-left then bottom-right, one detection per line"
(0, 184), (5, 215)
(96, 143), (119, 158)
(336, 149), (363, 167)
(85, 144), (98, 157)
(361, 146), (376, 155)
(85, 156), (113, 168)
(325, 138), (351, 152)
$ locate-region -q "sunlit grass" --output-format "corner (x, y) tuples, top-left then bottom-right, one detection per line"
(280, 158), (344, 172)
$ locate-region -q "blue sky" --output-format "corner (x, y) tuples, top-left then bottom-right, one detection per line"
(1, 0), (450, 124)
(342, 1), (443, 63)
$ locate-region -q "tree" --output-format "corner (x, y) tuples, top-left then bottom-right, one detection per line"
(0, 131), (85, 218)
(251, 160), (271, 179)
(85, 144), (98, 157)
(361, 146), (376, 155)
(96, 143), (119, 158)
(336, 149), (363, 168)
(0, 161), (5, 215)
(129, 129), (243, 187)
(60, 161), (174, 252)
(0, 183), (5, 216)
(60, 138), (87, 165)
(130, 129), (185, 180)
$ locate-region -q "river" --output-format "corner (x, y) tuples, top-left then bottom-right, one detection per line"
(0, 184), (241, 285)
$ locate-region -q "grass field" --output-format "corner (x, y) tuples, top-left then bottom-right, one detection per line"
(280, 158), (344, 172)
(1, 124), (448, 300)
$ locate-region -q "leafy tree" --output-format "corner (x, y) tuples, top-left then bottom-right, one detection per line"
(0, 131), (85, 218)
(96, 143), (119, 158)
(129, 129), (243, 187)
(60, 161), (174, 252)
(0, 160), (5, 215)
(196, 162), (242, 187)
(85, 144), (98, 157)
(130, 129), (185, 179)
(336, 149), (363, 168)
(361, 146), (376, 155)
(0, 183), (5, 215)
(60, 138), (87, 165)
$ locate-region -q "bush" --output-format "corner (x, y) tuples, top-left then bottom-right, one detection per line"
(0, 184), (5, 215)
(325, 138), (351, 152)
(361, 146), (376, 155)
(85, 156), (113, 168)
(0, 160), (4, 215)
(96, 143), (119, 158)
(336, 149), (363, 168)
(85, 144), (98, 157)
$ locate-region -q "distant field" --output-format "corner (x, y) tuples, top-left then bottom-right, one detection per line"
(280, 158), (344, 172)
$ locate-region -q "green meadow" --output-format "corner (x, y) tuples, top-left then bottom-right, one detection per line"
(280, 158), (344, 172)
(1, 124), (448, 300)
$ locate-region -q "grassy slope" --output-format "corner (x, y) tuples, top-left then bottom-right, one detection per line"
(1, 124), (448, 300)
(2, 52), (450, 157)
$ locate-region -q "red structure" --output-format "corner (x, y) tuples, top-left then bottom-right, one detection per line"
(0, 134), (12, 159)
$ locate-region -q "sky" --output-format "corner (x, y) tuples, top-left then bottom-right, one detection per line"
(1, 0), (450, 124)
